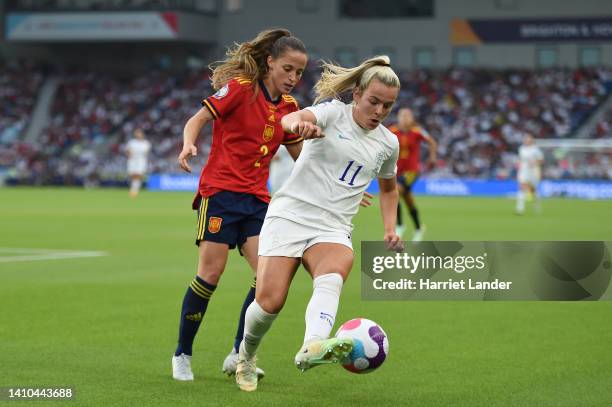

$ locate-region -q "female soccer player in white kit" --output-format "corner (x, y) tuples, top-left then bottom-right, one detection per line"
(235, 56), (402, 392)
(516, 133), (544, 214)
(126, 128), (151, 197)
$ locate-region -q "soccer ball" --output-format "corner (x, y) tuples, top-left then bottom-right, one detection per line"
(335, 318), (389, 374)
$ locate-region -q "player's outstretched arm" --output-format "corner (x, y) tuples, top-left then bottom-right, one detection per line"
(378, 177), (402, 250)
(425, 136), (438, 169)
(178, 107), (214, 173)
(281, 110), (324, 140)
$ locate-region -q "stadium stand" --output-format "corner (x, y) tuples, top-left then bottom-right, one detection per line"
(2, 64), (610, 185)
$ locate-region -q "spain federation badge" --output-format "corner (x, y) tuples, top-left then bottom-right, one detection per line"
(208, 217), (222, 233)
(262, 124), (275, 142)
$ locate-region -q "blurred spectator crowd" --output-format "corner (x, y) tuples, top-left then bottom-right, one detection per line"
(6, 0), (214, 12)
(593, 106), (612, 139)
(1, 61), (610, 186)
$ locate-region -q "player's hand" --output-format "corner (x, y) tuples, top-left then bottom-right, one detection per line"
(360, 191), (374, 207)
(384, 232), (404, 252)
(425, 158), (436, 171)
(291, 121), (324, 140)
(178, 143), (197, 173)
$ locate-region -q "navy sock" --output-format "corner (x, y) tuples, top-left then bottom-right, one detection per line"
(175, 276), (216, 356)
(409, 207), (421, 230)
(233, 277), (257, 353)
(396, 203), (403, 226)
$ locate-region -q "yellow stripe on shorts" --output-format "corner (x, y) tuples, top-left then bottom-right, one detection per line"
(197, 197), (209, 241)
(403, 171), (418, 185)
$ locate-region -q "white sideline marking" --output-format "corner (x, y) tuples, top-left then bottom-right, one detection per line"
(0, 248), (108, 263)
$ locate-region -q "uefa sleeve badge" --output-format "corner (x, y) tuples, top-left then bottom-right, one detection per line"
(212, 84), (229, 100)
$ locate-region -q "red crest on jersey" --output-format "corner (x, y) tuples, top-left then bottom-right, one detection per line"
(208, 217), (222, 233)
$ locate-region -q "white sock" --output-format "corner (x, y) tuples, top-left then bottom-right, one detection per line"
(130, 179), (142, 194)
(516, 190), (525, 212)
(303, 273), (344, 343)
(242, 301), (277, 357)
(534, 195), (541, 213)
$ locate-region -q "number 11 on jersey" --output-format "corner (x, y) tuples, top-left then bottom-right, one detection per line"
(339, 160), (363, 186)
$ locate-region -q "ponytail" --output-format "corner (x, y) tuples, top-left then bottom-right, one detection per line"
(313, 55), (400, 104)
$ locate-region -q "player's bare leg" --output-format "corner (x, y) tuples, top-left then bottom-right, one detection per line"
(295, 244), (354, 371)
(129, 174), (143, 197)
(516, 182), (529, 215)
(395, 182), (407, 237)
(403, 191), (425, 241)
(223, 235), (265, 379)
(237, 256), (300, 391)
(530, 184), (542, 214)
(195, 241), (229, 284)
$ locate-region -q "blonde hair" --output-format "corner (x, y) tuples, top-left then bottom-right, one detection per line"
(313, 55), (400, 104)
(209, 28), (306, 90)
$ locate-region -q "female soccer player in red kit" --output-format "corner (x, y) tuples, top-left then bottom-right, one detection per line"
(389, 107), (437, 241)
(171, 28), (308, 381)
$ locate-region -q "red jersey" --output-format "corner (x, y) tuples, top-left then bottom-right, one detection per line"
(390, 124), (430, 173)
(198, 77), (302, 205)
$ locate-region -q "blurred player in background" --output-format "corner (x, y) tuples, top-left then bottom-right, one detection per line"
(268, 147), (294, 194)
(172, 28), (308, 382)
(235, 55), (401, 392)
(516, 133), (544, 215)
(125, 128), (151, 197)
(389, 108), (437, 241)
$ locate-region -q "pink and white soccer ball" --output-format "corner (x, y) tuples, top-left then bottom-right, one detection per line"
(335, 318), (389, 374)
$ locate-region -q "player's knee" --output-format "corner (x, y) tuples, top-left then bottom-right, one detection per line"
(256, 290), (285, 314)
(196, 262), (224, 285)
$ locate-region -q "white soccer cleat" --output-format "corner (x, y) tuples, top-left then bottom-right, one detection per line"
(395, 224), (407, 238)
(222, 348), (265, 379)
(236, 344), (258, 392)
(412, 225), (427, 242)
(172, 354), (194, 381)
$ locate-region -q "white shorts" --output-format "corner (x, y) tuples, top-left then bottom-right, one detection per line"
(518, 171), (540, 187)
(258, 216), (353, 257)
(128, 160), (147, 175)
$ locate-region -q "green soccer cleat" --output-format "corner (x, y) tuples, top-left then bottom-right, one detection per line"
(294, 338), (354, 372)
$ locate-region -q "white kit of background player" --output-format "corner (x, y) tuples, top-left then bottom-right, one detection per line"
(125, 128), (152, 197)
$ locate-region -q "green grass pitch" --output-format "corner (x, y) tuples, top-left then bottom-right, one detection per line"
(1, 188), (611, 406)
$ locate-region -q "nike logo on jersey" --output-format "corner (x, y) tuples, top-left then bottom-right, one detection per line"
(337, 134), (352, 140)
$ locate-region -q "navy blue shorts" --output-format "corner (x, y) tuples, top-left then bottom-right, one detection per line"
(194, 191), (267, 250)
(397, 171), (420, 192)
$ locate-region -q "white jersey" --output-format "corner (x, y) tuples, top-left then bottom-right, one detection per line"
(266, 100), (399, 233)
(126, 138), (151, 174)
(269, 147), (294, 195)
(518, 144), (543, 183)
